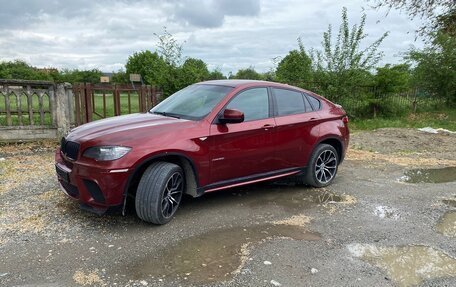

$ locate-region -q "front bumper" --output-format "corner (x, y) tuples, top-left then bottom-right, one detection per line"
(55, 149), (131, 213)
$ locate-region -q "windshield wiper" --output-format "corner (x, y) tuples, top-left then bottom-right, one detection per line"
(152, 111), (181, 119)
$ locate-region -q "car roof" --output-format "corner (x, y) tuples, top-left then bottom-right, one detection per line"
(198, 79), (283, 88)
(197, 80), (324, 101)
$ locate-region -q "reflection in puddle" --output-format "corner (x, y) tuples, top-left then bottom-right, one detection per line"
(400, 167), (456, 183)
(436, 211), (456, 237)
(348, 244), (456, 287)
(244, 185), (346, 211)
(126, 224), (320, 284)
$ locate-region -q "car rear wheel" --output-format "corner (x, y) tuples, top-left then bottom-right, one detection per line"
(135, 162), (184, 224)
(303, 144), (339, 187)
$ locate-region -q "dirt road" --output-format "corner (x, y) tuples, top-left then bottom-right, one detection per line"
(0, 128), (455, 287)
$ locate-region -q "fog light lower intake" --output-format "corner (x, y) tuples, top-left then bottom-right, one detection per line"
(83, 179), (105, 203)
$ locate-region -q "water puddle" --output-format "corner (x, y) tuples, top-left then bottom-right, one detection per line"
(348, 244), (456, 287)
(399, 167), (456, 183)
(436, 211), (456, 237)
(442, 198), (456, 208)
(125, 223), (320, 284)
(244, 185), (346, 211)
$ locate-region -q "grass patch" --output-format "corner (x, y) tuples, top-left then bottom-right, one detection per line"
(351, 109), (456, 131)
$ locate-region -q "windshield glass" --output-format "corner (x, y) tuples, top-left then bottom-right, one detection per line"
(150, 84), (233, 120)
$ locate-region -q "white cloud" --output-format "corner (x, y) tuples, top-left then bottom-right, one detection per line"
(0, 0), (424, 74)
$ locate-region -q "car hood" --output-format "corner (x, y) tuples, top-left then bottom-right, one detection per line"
(66, 113), (196, 144)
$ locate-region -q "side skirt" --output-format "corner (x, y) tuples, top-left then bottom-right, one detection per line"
(197, 167), (306, 195)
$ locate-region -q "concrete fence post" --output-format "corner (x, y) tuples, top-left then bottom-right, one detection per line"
(55, 83), (73, 139)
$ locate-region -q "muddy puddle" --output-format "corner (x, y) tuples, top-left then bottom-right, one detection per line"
(184, 182), (353, 215)
(400, 167), (456, 183)
(348, 244), (456, 287)
(125, 223), (320, 284)
(243, 184), (346, 210)
(436, 211), (456, 237)
(442, 197), (456, 207)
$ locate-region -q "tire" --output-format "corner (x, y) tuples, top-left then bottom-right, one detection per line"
(135, 162), (184, 224)
(303, 144), (339, 187)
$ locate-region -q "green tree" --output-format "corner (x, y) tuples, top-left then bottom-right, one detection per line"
(310, 7), (388, 100)
(233, 67), (262, 80)
(208, 68), (226, 80)
(374, 64), (411, 94)
(111, 69), (129, 84)
(177, 58), (210, 89)
(154, 27), (184, 67)
(276, 46), (312, 86)
(57, 69), (102, 83)
(125, 50), (171, 87)
(407, 32), (456, 105)
(369, 0), (455, 35)
(0, 60), (53, 81)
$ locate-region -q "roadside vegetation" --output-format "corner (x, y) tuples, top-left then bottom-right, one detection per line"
(0, 1), (454, 129)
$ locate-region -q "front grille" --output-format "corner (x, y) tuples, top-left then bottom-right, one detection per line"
(61, 137), (80, 160)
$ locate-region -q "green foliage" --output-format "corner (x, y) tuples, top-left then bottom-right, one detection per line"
(177, 58), (210, 89)
(0, 60), (53, 81)
(369, 0), (455, 36)
(309, 7), (388, 100)
(375, 64), (411, 94)
(154, 27), (184, 67)
(276, 46), (312, 86)
(208, 68), (226, 80)
(407, 31), (456, 106)
(58, 69), (103, 83)
(232, 67), (262, 80)
(111, 69), (129, 84)
(125, 50), (178, 96)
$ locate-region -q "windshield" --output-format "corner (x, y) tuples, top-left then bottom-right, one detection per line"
(150, 84), (233, 120)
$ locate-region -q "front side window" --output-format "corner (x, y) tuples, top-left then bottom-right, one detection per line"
(226, 88), (269, 122)
(273, 88), (305, 116)
(150, 84), (233, 120)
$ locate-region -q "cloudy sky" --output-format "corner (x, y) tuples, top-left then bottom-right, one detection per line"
(0, 0), (424, 75)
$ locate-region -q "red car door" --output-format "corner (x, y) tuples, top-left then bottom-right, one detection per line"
(209, 87), (276, 184)
(271, 88), (320, 169)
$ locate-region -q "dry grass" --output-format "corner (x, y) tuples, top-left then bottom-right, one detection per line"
(73, 270), (105, 286)
(347, 149), (456, 167)
(273, 214), (312, 227)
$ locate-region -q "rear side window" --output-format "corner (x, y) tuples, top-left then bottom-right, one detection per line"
(305, 94), (321, 110)
(303, 95), (313, 112)
(226, 88), (269, 121)
(273, 88), (305, 116)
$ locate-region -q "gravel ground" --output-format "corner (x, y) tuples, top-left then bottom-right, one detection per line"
(0, 128), (455, 287)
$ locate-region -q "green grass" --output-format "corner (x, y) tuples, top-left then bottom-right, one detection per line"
(91, 94), (141, 120)
(0, 93), (142, 126)
(350, 108), (456, 131)
(0, 93), (52, 126)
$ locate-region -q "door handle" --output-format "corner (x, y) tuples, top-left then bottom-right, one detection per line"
(262, 124), (276, 130)
(309, 117), (318, 121)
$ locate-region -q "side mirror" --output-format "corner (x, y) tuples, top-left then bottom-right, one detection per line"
(219, 108), (244, 124)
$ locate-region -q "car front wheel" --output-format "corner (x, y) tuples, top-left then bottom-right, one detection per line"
(304, 144), (339, 187)
(135, 162), (184, 224)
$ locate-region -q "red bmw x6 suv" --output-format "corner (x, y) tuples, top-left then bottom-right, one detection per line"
(55, 80), (349, 224)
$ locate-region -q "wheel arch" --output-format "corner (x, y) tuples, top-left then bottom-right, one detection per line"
(122, 152), (199, 214)
(315, 136), (345, 164)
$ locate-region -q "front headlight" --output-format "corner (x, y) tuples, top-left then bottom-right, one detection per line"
(83, 146), (131, 161)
